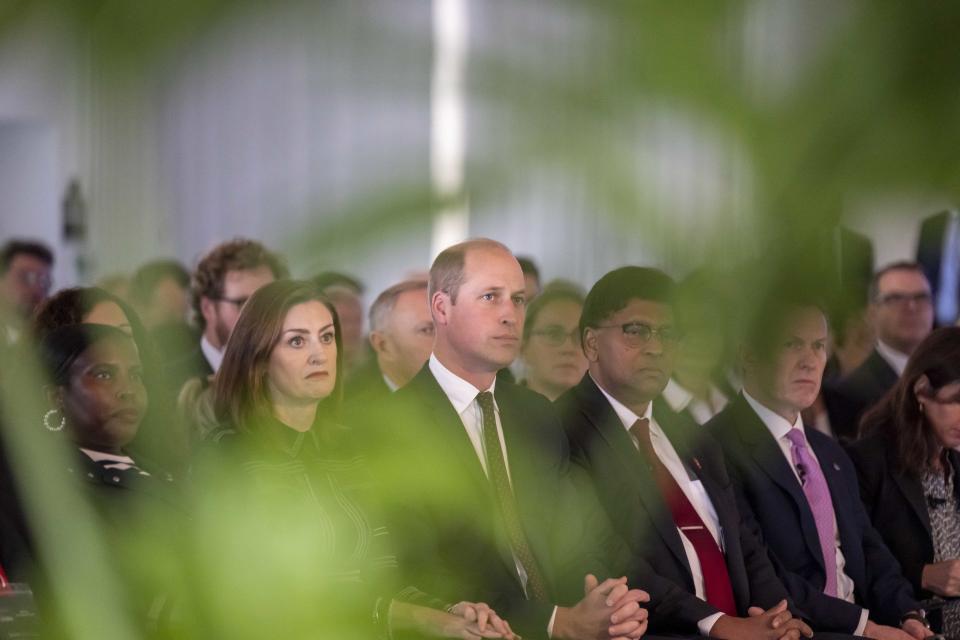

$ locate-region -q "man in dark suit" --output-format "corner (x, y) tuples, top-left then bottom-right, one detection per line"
(557, 267), (814, 640)
(824, 262), (934, 440)
(363, 239), (656, 640)
(916, 210), (960, 326)
(346, 279), (434, 404)
(707, 296), (932, 639)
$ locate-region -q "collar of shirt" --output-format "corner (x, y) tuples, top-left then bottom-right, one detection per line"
(200, 334), (224, 373)
(742, 389), (806, 443)
(875, 340), (909, 377)
(661, 378), (693, 414)
(590, 373), (652, 430)
(382, 373), (399, 393)
(429, 353), (496, 412)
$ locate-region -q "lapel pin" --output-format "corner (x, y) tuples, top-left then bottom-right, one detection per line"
(692, 457), (702, 471)
(832, 462), (841, 471)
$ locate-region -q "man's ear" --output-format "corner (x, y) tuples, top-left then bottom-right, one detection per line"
(200, 296), (217, 327)
(431, 291), (451, 327)
(369, 330), (390, 357)
(582, 328), (600, 363)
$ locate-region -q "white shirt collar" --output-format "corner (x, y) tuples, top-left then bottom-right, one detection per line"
(200, 334), (224, 373)
(590, 373), (652, 431)
(875, 340), (909, 377)
(382, 373), (399, 393)
(429, 353), (496, 414)
(742, 389), (805, 442)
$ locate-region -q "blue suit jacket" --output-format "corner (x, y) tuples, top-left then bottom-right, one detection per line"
(707, 394), (918, 632)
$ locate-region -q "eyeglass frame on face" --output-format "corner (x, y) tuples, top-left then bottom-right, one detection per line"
(530, 325), (582, 347)
(592, 321), (682, 348)
(875, 291), (933, 307)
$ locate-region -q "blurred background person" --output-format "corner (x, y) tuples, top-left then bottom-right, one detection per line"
(516, 256), (542, 302)
(519, 283), (587, 401)
(916, 210), (960, 327)
(0, 240), (53, 343)
(824, 262), (934, 441)
(851, 327), (960, 638)
(661, 270), (730, 425)
(198, 279), (515, 640)
(348, 279), (433, 404)
(129, 259), (191, 329)
(314, 271), (367, 378)
(168, 238), (287, 394)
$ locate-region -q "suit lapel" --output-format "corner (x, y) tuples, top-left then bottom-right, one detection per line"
(732, 395), (826, 572)
(889, 448), (932, 535)
(576, 378), (692, 575)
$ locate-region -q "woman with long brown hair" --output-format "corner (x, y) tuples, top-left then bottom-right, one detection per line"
(189, 279), (514, 640)
(851, 327), (960, 637)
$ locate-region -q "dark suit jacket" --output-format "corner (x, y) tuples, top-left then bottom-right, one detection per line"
(707, 394), (918, 632)
(557, 376), (793, 635)
(359, 365), (695, 639)
(823, 349), (898, 442)
(848, 431), (960, 602)
(917, 210), (955, 325)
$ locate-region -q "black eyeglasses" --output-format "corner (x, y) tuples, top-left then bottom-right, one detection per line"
(594, 322), (681, 347)
(876, 292), (932, 307)
(531, 326), (581, 347)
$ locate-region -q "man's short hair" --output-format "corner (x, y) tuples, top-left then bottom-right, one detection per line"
(191, 238), (288, 330)
(369, 279), (428, 333)
(740, 288), (829, 360)
(0, 240), (53, 274)
(428, 238), (512, 303)
(868, 261), (927, 302)
(580, 266), (676, 339)
(130, 259), (190, 306)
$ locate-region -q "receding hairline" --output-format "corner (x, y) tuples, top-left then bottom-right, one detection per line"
(428, 238), (517, 301)
(369, 279), (429, 332)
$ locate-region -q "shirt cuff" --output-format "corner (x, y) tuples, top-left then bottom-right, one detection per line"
(698, 612), (726, 636)
(547, 606), (558, 637)
(855, 609), (869, 636)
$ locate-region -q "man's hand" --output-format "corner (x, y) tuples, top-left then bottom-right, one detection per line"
(862, 621), (914, 640)
(710, 600), (812, 640)
(551, 575), (649, 640)
(900, 619), (934, 639)
(448, 602), (517, 639)
(921, 559), (960, 597)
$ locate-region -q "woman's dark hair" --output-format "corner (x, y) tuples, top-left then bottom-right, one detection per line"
(522, 283), (585, 344)
(39, 323), (137, 387)
(32, 287), (147, 347)
(213, 279), (343, 433)
(861, 327), (960, 473)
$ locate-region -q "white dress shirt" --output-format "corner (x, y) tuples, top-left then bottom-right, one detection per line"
(429, 355), (555, 627)
(875, 340), (909, 377)
(742, 390), (868, 635)
(593, 376), (725, 635)
(662, 378), (729, 425)
(200, 335), (224, 373)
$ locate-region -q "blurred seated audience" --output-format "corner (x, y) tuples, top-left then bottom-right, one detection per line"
(314, 271), (367, 377)
(0, 240), (53, 343)
(824, 262), (934, 442)
(519, 283), (587, 401)
(517, 256), (542, 302)
(194, 279), (515, 639)
(348, 279), (433, 403)
(129, 259), (191, 329)
(850, 327), (960, 637)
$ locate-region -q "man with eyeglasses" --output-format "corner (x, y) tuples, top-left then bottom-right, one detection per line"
(167, 238), (287, 393)
(824, 262), (934, 441)
(0, 240), (53, 341)
(557, 266), (819, 640)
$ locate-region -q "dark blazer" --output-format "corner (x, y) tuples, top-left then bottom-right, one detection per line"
(708, 394), (919, 632)
(917, 210), (955, 325)
(848, 431), (960, 601)
(823, 349), (898, 442)
(359, 365), (692, 639)
(557, 375), (792, 635)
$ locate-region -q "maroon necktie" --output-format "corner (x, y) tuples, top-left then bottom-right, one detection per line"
(631, 418), (737, 616)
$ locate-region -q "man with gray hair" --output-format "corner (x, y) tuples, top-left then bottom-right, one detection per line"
(347, 279), (434, 402)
